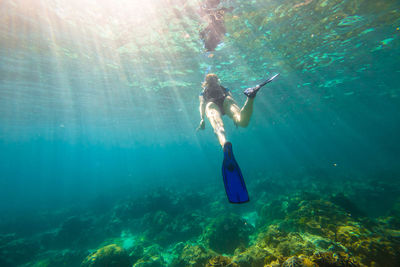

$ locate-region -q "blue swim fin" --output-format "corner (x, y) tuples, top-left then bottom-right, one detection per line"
(222, 142), (249, 204)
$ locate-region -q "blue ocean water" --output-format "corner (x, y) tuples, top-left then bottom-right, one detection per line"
(0, 0), (400, 266)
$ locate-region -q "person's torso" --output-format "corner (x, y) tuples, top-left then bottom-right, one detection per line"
(202, 85), (227, 103)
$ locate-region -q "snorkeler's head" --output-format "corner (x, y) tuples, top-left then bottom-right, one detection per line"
(203, 73), (220, 88)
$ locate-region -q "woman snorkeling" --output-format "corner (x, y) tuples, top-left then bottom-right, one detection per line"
(197, 73), (271, 147)
(197, 72), (279, 203)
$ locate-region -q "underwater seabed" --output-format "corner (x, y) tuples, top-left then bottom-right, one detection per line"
(0, 169), (399, 267)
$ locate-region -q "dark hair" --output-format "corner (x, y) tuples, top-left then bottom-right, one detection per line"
(202, 73), (220, 89)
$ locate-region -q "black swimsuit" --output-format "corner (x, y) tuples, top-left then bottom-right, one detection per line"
(201, 86), (229, 115)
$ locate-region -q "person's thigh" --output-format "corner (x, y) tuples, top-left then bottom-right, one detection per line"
(206, 102), (223, 127)
(223, 96), (240, 121)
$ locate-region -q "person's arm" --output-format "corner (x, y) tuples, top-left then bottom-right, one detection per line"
(199, 95), (206, 120)
(197, 95), (206, 130)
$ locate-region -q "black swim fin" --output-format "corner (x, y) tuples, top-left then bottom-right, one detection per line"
(222, 142), (249, 204)
(244, 73), (280, 98)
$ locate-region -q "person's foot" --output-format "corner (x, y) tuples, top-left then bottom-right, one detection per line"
(243, 85), (261, 98)
(223, 141), (232, 152)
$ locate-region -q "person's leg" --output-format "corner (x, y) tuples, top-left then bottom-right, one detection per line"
(205, 102), (227, 147)
(223, 96), (254, 127)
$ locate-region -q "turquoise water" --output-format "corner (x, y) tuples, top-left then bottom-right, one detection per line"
(1, 0), (400, 266)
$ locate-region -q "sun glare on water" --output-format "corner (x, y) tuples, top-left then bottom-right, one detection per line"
(1, 0), (206, 141)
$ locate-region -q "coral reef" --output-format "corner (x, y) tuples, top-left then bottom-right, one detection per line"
(257, 199), (288, 227)
(232, 245), (271, 267)
(205, 213), (254, 254)
(171, 243), (216, 267)
(206, 255), (238, 267)
(254, 224), (316, 262)
(131, 244), (166, 267)
(1, 171), (399, 267)
(311, 251), (363, 267)
(281, 256), (307, 267)
(329, 193), (366, 218)
(0, 237), (40, 267)
(141, 210), (203, 246)
(245, 190), (399, 267)
(27, 250), (87, 267)
(81, 244), (131, 267)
